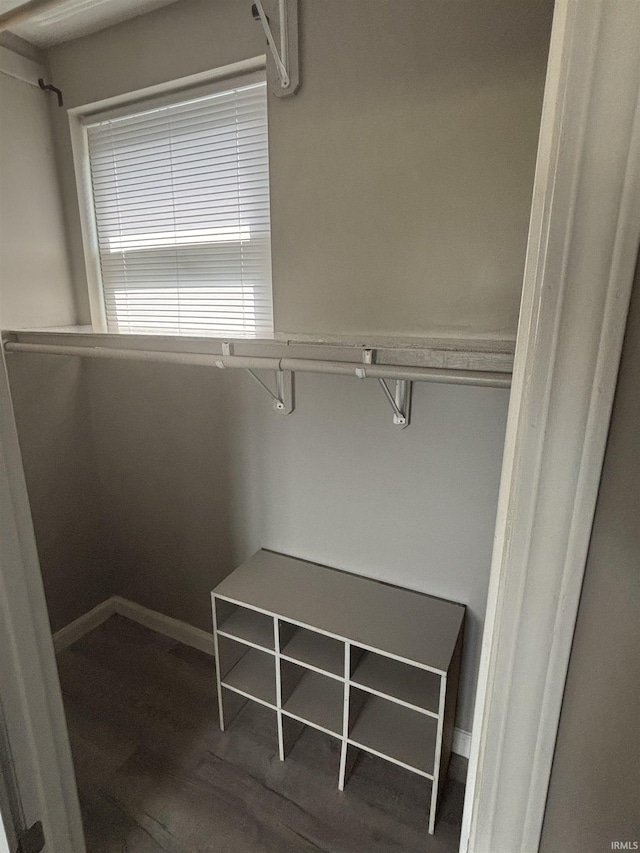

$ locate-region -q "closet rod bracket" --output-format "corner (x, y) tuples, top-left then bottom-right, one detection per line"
(246, 368), (294, 414)
(377, 378), (412, 428)
(252, 0), (299, 96)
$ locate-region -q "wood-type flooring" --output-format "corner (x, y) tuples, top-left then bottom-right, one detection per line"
(57, 615), (466, 852)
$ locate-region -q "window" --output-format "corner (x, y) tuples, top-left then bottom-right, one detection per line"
(80, 72), (272, 338)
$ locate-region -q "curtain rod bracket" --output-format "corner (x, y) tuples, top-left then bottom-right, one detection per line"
(378, 378), (412, 428)
(38, 78), (63, 107)
(246, 368), (294, 414)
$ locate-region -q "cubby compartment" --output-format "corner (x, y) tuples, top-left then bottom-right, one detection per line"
(280, 623), (345, 678)
(348, 688), (438, 777)
(351, 649), (441, 715)
(212, 551), (464, 834)
(281, 661), (344, 736)
(216, 601), (275, 651)
(218, 635), (277, 707)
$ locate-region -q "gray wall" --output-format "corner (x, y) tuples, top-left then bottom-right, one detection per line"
(5, 1), (553, 729)
(0, 41), (109, 632)
(7, 356), (112, 632)
(540, 260), (640, 851)
(86, 361), (509, 732)
(48, 0), (553, 339)
(0, 42), (75, 328)
(37, 0), (549, 729)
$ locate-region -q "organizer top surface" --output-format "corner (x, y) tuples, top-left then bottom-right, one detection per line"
(213, 550), (464, 673)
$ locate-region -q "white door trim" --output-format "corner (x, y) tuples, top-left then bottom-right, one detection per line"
(0, 348), (85, 853)
(461, 2), (640, 852)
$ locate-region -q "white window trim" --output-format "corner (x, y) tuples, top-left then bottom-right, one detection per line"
(68, 56), (267, 334)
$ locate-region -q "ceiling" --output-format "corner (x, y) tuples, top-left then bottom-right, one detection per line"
(0, 0), (181, 47)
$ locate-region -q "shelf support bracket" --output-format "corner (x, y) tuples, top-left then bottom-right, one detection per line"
(246, 368), (294, 414)
(252, 0), (299, 96)
(377, 378), (412, 428)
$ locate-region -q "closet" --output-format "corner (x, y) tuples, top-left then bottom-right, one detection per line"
(0, 1), (555, 851)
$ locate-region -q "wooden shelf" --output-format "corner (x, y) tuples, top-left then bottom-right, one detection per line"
(221, 648), (276, 707)
(349, 694), (438, 777)
(219, 607), (274, 651)
(3, 328), (515, 376)
(281, 626), (344, 678)
(351, 651), (440, 715)
(283, 670), (344, 736)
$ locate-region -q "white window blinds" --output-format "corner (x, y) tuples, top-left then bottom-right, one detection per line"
(84, 78), (273, 337)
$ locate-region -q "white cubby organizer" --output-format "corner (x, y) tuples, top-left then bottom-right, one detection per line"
(211, 549), (464, 835)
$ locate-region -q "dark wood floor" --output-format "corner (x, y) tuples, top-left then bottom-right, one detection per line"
(57, 615), (465, 853)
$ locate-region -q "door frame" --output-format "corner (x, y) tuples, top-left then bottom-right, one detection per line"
(0, 42), (85, 853)
(0, 343), (85, 852)
(461, 1), (640, 851)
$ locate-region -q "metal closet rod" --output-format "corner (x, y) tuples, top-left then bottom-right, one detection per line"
(3, 341), (511, 388)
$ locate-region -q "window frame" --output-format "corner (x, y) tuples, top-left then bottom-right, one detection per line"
(68, 56), (269, 336)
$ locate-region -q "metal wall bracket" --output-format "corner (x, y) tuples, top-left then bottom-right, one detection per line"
(378, 378), (412, 428)
(214, 342), (234, 368)
(246, 369), (294, 414)
(37, 78), (63, 107)
(252, 0), (299, 97)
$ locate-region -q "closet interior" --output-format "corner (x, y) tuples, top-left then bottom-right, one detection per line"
(0, 1), (555, 850)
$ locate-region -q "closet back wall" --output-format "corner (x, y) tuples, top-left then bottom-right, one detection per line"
(47, 0), (554, 339)
(87, 363), (509, 732)
(27, 0), (552, 729)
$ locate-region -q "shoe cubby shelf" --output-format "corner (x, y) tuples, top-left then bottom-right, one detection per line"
(212, 549), (464, 836)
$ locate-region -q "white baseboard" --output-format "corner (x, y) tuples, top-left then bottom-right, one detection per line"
(53, 598), (117, 652)
(54, 597), (470, 757)
(110, 596), (214, 655)
(53, 595), (214, 655)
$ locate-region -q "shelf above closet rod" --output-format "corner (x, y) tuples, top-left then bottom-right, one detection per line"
(3, 340), (511, 389)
